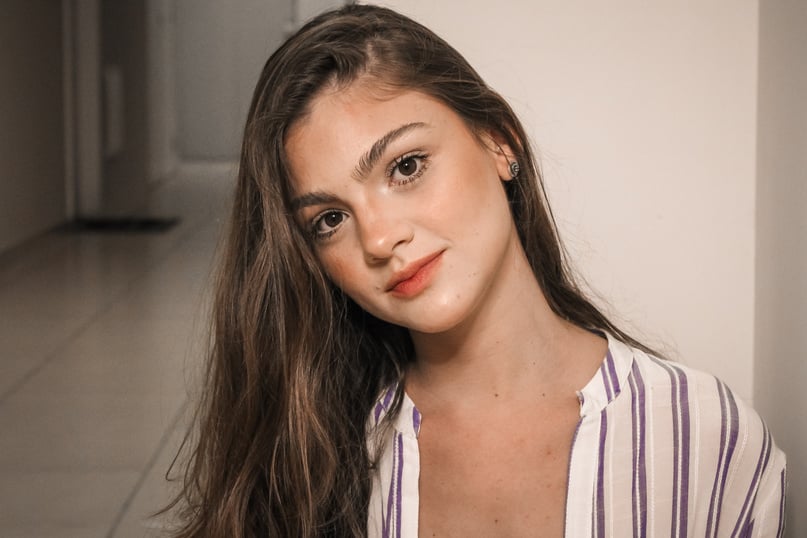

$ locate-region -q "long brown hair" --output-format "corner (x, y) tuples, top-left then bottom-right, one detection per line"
(166, 4), (651, 536)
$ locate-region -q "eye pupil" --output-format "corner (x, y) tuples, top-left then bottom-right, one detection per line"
(323, 212), (343, 227)
(398, 157), (417, 176)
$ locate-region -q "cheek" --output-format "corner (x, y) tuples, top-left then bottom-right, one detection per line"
(319, 252), (383, 316)
(428, 169), (503, 233)
(317, 247), (370, 301)
(317, 251), (350, 286)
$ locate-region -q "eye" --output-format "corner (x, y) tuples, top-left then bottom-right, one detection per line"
(310, 210), (348, 240)
(397, 157), (419, 176)
(388, 153), (429, 185)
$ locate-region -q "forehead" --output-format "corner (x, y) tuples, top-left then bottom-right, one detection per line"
(288, 83), (440, 148)
(284, 82), (471, 192)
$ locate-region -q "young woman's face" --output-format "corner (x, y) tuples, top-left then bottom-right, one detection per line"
(286, 82), (521, 334)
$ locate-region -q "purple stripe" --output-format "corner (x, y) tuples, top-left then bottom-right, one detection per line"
(374, 385), (396, 424)
(395, 433), (404, 537)
(595, 411), (608, 538)
(677, 365), (691, 538)
(383, 432), (396, 538)
(705, 380), (729, 537)
(600, 362), (614, 401)
(412, 407), (422, 436)
(382, 510), (390, 538)
(629, 361), (647, 538)
(720, 381), (741, 535)
(706, 379), (740, 537)
(605, 350), (621, 399)
(598, 350), (621, 401)
(777, 468), (786, 537)
(669, 364), (682, 538)
(731, 427), (773, 536)
(740, 520), (754, 538)
(654, 359), (690, 538)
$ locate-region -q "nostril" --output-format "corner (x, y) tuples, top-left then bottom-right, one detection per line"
(360, 219), (414, 262)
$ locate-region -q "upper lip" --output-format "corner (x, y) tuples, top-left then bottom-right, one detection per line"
(385, 250), (444, 291)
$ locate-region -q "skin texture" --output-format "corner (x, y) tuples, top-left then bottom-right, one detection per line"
(287, 81), (607, 537)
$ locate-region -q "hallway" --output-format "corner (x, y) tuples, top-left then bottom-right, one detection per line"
(0, 164), (233, 537)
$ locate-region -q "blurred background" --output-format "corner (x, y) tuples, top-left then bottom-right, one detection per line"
(0, 0), (804, 536)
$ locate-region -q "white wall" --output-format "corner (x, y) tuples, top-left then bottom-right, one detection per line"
(375, 0), (759, 400)
(0, 1), (66, 253)
(755, 2), (807, 536)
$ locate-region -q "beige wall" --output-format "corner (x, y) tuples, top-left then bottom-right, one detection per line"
(0, 1), (65, 252)
(755, 2), (807, 536)
(376, 0), (760, 400)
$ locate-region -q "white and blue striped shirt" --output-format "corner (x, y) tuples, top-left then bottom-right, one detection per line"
(368, 335), (786, 537)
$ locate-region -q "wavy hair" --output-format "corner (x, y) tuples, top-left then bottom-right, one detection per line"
(166, 4), (650, 536)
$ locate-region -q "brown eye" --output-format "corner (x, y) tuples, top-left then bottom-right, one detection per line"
(397, 157), (418, 176)
(311, 210), (347, 240)
(388, 153), (429, 186)
(322, 212), (343, 228)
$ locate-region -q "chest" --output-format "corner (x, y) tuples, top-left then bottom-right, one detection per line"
(416, 403), (580, 537)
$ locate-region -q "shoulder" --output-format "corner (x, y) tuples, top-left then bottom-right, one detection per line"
(624, 344), (776, 454)
(620, 344), (787, 532)
(627, 347), (771, 454)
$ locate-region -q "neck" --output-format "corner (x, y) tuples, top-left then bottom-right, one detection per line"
(405, 246), (605, 413)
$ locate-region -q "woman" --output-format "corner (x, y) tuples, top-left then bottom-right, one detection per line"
(168, 4), (786, 537)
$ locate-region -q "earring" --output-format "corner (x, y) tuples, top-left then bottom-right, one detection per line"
(508, 161), (520, 179)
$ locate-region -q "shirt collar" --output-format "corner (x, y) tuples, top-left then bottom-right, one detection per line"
(576, 332), (636, 417)
(373, 331), (637, 436)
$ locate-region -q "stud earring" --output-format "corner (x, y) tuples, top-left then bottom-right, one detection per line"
(508, 161), (520, 179)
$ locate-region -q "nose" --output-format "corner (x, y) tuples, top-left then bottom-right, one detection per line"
(358, 210), (414, 264)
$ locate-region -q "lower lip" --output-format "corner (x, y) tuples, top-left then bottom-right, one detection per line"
(390, 253), (443, 298)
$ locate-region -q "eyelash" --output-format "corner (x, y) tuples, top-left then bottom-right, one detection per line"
(309, 210), (345, 242)
(308, 152), (430, 242)
(386, 151), (430, 186)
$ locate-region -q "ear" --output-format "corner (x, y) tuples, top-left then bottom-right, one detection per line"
(481, 130), (518, 182)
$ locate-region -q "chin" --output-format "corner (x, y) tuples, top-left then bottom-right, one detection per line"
(400, 299), (472, 335)
(358, 289), (476, 335)
(405, 319), (460, 335)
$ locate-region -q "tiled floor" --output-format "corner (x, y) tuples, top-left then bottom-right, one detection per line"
(0, 163), (235, 537)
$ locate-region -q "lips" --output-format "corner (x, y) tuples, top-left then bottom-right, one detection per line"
(385, 251), (444, 297)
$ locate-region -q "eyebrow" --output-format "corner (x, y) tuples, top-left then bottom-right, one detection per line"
(290, 121), (430, 212)
(353, 121), (429, 180)
(290, 191), (338, 212)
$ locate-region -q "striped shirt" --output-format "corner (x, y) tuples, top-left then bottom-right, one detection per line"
(367, 335), (787, 537)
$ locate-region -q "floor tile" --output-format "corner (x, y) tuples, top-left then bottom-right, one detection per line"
(0, 469), (139, 536)
(0, 165), (232, 536)
(108, 419), (189, 538)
